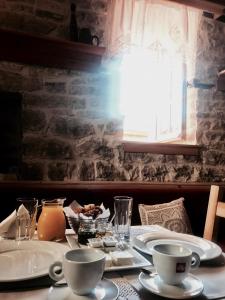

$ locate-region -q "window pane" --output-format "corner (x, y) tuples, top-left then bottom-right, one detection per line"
(120, 49), (184, 142)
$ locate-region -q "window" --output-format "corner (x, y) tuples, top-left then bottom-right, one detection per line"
(119, 49), (185, 143)
(106, 0), (201, 147)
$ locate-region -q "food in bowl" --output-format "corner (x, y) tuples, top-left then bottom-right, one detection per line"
(74, 204), (103, 219)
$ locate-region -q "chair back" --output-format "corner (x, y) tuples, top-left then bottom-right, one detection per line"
(203, 185), (224, 241)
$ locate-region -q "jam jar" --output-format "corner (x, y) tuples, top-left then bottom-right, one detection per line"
(77, 219), (96, 245)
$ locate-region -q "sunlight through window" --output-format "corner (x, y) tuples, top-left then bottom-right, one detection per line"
(119, 49), (184, 143)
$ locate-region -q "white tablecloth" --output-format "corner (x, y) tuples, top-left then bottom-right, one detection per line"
(1, 227), (225, 300)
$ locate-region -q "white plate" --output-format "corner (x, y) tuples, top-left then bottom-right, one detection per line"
(66, 235), (151, 271)
(48, 278), (119, 300)
(132, 231), (222, 261)
(139, 271), (203, 299)
(0, 240), (70, 282)
(104, 247), (151, 272)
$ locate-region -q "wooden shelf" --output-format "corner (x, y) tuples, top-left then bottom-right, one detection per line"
(0, 28), (105, 72)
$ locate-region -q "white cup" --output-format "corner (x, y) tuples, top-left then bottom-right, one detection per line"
(49, 248), (105, 295)
(152, 243), (200, 285)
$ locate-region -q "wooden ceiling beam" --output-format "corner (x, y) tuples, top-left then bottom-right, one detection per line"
(167, 0), (225, 15)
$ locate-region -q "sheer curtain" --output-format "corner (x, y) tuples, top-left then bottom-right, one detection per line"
(105, 0), (202, 142)
(105, 0), (201, 73)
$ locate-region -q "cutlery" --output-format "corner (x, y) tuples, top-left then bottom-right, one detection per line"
(53, 281), (68, 287)
(140, 268), (158, 277)
(66, 234), (81, 249)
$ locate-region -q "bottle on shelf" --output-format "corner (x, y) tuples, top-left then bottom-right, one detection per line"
(69, 2), (79, 42)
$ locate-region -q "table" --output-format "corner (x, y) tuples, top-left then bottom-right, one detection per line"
(1, 227), (225, 300)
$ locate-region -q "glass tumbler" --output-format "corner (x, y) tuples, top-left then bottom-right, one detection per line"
(95, 218), (109, 237)
(16, 197), (38, 241)
(114, 196), (133, 242)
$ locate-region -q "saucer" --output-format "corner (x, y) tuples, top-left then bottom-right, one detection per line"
(139, 272), (203, 299)
(48, 278), (119, 300)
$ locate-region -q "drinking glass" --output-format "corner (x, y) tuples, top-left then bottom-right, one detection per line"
(95, 218), (109, 237)
(114, 196), (133, 244)
(16, 197), (38, 240)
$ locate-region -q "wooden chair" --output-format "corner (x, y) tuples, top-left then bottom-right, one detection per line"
(203, 185), (224, 242)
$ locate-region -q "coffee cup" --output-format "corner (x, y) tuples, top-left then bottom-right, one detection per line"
(49, 248), (105, 295)
(152, 243), (200, 285)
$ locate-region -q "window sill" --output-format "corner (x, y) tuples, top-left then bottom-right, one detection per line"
(123, 142), (201, 155)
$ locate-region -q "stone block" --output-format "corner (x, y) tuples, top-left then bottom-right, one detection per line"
(70, 96), (86, 109)
(23, 93), (68, 108)
(93, 141), (114, 160)
(20, 161), (44, 180)
(23, 109), (47, 132)
(23, 136), (73, 159)
(23, 16), (56, 35)
(204, 150), (225, 165)
(48, 162), (68, 180)
(0, 70), (23, 92)
(36, 9), (64, 21)
(68, 84), (98, 96)
(7, 3), (34, 14)
(44, 82), (66, 93)
(141, 165), (168, 182)
(105, 120), (123, 135)
(44, 139), (73, 159)
(96, 161), (125, 180)
(0, 12), (56, 35)
(199, 168), (223, 182)
(173, 165), (194, 181)
(91, 0), (108, 13)
(36, 0), (66, 14)
(23, 76), (43, 92)
(79, 160), (95, 181)
(76, 0), (92, 10)
(50, 117), (95, 138)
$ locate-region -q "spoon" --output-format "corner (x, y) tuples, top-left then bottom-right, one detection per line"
(140, 268), (158, 277)
(53, 281), (67, 287)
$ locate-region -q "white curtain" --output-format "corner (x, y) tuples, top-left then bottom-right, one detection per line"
(105, 0), (202, 79)
(104, 0), (202, 142)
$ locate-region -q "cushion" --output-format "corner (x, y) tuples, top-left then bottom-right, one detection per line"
(138, 198), (192, 234)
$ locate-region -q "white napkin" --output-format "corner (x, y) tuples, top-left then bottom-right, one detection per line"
(0, 205), (29, 239)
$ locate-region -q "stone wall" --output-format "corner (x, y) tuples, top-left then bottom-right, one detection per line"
(0, 0), (225, 182)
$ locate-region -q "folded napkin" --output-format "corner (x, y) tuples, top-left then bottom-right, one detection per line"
(0, 205), (29, 239)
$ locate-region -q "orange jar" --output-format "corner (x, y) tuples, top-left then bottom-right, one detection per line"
(37, 199), (66, 241)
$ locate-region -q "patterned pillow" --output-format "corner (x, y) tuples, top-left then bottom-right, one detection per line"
(138, 198), (192, 234)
